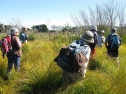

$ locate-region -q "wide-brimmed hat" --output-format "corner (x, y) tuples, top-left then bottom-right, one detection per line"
(10, 27), (19, 35)
(101, 30), (105, 33)
(81, 31), (94, 43)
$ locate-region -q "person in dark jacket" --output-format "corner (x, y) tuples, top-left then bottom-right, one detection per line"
(20, 27), (28, 43)
(105, 28), (122, 60)
(88, 25), (98, 59)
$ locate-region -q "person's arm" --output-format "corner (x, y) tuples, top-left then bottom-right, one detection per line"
(15, 37), (22, 49)
(120, 39), (122, 45)
(118, 35), (122, 45)
(105, 35), (109, 48)
(25, 33), (28, 40)
(102, 36), (105, 44)
(105, 41), (108, 48)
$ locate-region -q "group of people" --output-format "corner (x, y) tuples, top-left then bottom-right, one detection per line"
(61, 25), (122, 88)
(5, 27), (28, 79)
(4, 26), (122, 89)
(87, 26), (122, 60)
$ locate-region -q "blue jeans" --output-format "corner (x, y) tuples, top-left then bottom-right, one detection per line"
(7, 54), (20, 72)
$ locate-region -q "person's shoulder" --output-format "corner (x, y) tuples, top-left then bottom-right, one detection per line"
(93, 31), (98, 36)
(105, 34), (111, 40)
(11, 36), (19, 42)
(20, 31), (23, 35)
(107, 34), (112, 37)
(25, 32), (27, 34)
(20, 31), (23, 33)
(85, 45), (91, 51)
(14, 36), (20, 40)
(116, 34), (121, 39)
(22, 31), (27, 34)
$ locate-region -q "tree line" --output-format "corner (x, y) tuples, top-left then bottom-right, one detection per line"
(0, 0), (126, 35)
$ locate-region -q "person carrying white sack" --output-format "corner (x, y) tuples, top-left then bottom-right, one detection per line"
(62, 31), (94, 87)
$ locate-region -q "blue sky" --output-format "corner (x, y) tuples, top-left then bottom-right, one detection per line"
(0, 0), (126, 29)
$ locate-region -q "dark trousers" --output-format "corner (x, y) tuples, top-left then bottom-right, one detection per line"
(107, 46), (118, 57)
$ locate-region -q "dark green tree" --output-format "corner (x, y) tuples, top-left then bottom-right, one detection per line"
(40, 24), (48, 32)
(31, 24), (48, 32)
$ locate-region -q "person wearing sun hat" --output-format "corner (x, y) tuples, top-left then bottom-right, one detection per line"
(20, 27), (28, 43)
(62, 30), (94, 87)
(81, 30), (94, 43)
(105, 28), (122, 60)
(10, 27), (19, 35)
(97, 30), (105, 47)
(5, 27), (22, 80)
(88, 25), (98, 59)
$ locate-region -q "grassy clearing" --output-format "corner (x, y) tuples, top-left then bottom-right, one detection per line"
(0, 32), (126, 94)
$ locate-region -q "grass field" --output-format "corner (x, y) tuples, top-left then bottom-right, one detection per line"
(0, 32), (126, 94)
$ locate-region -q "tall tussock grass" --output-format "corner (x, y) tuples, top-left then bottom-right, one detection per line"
(0, 32), (126, 94)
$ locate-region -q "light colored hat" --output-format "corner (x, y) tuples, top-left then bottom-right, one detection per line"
(81, 31), (94, 43)
(91, 25), (97, 31)
(22, 27), (27, 31)
(101, 30), (105, 33)
(10, 27), (19, 35)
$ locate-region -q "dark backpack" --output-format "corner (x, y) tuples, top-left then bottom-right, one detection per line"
(20, 32), (27, 43)
(0, 35), (13, 58)
(110, 34), (120, 50)
(54, 40), (88, 73)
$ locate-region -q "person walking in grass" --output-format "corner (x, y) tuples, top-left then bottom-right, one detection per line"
(88, 25), (98, 59)
(20, 27), (28, 43)
(105, 28), (122, 61)
(97, 30), (105, 47)
(61, 31), (94, 87)
(6, 27), (22, 79)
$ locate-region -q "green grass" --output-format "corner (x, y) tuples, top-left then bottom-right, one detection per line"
(0, 32), (126, 94)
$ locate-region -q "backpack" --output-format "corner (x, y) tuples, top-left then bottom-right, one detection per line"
(110, 34), (120, 50)
(20, 32), (27, 43)
(54, 40), (89, 73)
(0, 35), (13, 58)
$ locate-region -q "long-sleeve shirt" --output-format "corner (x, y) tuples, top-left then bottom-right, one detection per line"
(11, 36), (22, 57)
(97, 34), (105, 47)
